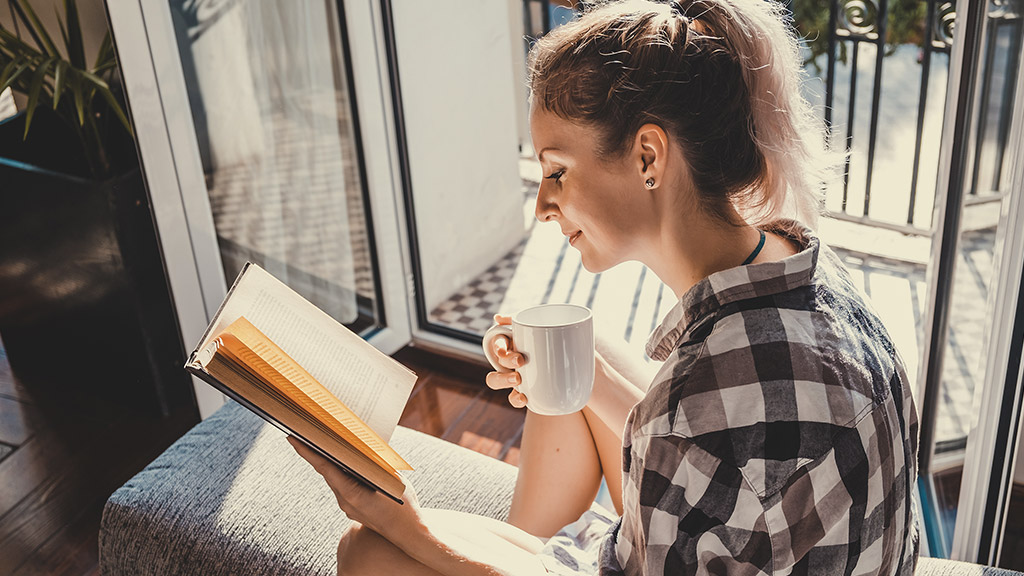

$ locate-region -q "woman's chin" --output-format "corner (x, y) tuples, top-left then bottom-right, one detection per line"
(579, 252), (615, 274)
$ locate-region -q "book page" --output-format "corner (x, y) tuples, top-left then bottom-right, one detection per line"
(191, 264), (417, 442)
(221, 319), (411, 471)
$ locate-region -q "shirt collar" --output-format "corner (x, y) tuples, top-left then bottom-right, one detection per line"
(645, 220), (820, 361)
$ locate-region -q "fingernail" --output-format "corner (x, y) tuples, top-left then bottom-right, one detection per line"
(508, 373), (518, 384)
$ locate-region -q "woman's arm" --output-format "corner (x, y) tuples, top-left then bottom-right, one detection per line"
(586, 352), (645, 442)
(587, 332), (657, 438)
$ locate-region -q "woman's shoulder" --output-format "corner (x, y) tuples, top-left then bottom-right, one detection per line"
(631, 244), (907, 464)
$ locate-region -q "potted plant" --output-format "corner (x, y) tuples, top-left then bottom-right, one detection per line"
(0, 0), (194, 417)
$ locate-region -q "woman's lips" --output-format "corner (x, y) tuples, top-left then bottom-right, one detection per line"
(569, 231), (582, 245)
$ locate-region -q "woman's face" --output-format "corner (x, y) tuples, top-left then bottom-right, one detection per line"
(529, 106), (652, 273)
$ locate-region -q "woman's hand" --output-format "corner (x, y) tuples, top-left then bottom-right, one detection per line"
(287, 436), (423, 541)
(484, 314), (529, 408)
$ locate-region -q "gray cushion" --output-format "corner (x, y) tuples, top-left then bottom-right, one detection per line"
(99, 401), (518, 575)
(918, 558), (1024, 576)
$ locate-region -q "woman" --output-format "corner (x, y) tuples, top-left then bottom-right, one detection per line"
(290, 0), (921, 574)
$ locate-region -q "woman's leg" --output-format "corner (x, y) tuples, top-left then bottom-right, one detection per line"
(507, 404), (624, 538)
(337, 509), (545, 576)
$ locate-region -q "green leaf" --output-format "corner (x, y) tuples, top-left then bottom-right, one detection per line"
(63, 0), (86, 70)
(79, 69), (109, 90)
(96, 83), (132, 136)
(93, 32), (113, 72)
(7, 0), (47, 58)
(0, 28), (45, 60)
(52, 60), (68, 109)
(0, 60), (31, 95)
(92, 61), (117, 75)
(56, 7), (71, 59)
(0, 59), (17, 90)
(71, 77), (85, 125)
(15, 0), (60, 58)
(24, 58), (55, 138)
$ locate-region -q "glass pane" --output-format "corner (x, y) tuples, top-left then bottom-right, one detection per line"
(167, 0), (381, 333)
(930, 3), (1022, 558)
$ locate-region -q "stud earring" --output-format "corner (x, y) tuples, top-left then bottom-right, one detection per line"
(645, 178), (655, 189)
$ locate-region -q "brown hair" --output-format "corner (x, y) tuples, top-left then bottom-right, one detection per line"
(528, 0), (834, 228)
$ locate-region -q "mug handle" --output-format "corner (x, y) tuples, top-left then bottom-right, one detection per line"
(482, 324), (514, 373)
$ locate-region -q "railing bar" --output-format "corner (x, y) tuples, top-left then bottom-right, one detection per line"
(586, 272), (602, 309)
(842, 40), (860, 212)
(566, 258), (583, 304)
(909, 0), (939, 226)
(825, 0), (838, 131)
(861, 0), (889, 218)
(624, 267), (647, 343)
(541, 240), (568, 304)
(836, 30), (882, 42)
(964, 189), (1008, 207)
(825, 211), (934, 237)
(969, 24), (1000, 197)
(650, 283), (665, 337)
(991, 20), (1022, 192)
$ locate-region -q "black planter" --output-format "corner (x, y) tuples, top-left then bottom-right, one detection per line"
(0, 111), (196, 417)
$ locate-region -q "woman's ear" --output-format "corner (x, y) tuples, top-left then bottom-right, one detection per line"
(635, 123), (669, 189)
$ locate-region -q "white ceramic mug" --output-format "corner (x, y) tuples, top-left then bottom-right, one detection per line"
(482, 303), (595, 416)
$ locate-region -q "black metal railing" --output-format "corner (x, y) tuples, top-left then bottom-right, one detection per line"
(522, 0), (1022, 236)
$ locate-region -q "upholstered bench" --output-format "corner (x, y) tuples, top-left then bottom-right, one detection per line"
(100, 400), (1024, 575)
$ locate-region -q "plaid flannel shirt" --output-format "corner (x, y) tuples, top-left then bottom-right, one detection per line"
(598, 222), (920, 575)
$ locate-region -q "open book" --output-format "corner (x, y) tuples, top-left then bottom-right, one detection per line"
(185, 263), (418, 503)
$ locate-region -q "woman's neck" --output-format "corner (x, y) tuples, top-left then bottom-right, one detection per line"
(644, 209), (778, 300)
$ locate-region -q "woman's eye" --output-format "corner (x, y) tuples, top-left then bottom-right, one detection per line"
(544, 170), (565, 182)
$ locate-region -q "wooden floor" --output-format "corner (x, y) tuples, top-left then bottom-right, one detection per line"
(0, 342), (199, 576)
(394, 346), (525, 467)
(0, 342), (522, 575)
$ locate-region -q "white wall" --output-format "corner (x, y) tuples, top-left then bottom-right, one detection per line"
(392, 0), (526, 311)
(507, 0), (530, 151)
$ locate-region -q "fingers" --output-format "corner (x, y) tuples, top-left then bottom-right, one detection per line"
(288, 436), (328, 469)
(486, 370), (520, 391)
(491, 336), (525, 371)
(508, 389), (528, 409)
(288, 437), (364, 491)
(490, 315), (525, 371)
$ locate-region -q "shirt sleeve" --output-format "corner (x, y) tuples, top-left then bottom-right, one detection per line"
(622, 432), (774, 576)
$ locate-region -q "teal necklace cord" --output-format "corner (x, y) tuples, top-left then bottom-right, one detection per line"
(741, 229), (766, 266)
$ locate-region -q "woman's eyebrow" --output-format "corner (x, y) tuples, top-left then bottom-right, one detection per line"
(537, 147), (561, 162)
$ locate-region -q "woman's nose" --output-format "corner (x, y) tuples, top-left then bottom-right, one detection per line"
(535, 180), (558, 223)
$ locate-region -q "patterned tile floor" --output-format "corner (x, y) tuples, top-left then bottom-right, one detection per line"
(429, 190), (997, 449)
(204, 92), (376, 326)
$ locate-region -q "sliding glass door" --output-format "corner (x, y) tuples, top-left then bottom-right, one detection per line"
(108, 0), (413, 416)
(917, 0), (1024, 565)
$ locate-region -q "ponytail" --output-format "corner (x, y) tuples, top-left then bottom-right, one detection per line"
(677, 0), (834, 228)
(528, 0), (839, 229)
